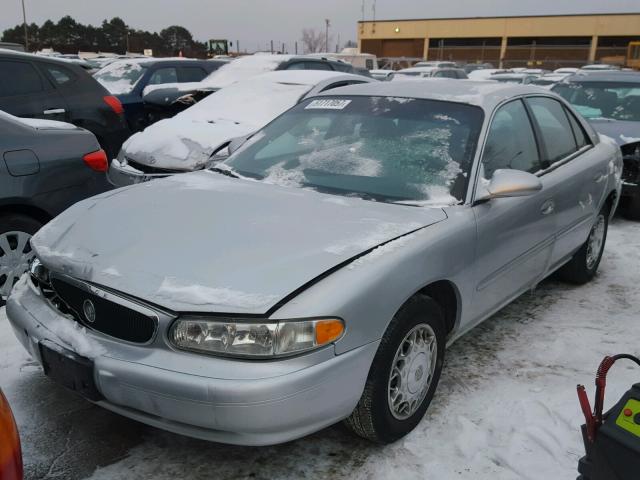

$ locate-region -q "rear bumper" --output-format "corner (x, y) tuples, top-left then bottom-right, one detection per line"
(6, 276), (377, 445)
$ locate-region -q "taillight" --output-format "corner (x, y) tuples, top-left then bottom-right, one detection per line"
(0, 390), (23, 480)
(83, 149), (108, 172)
(103, 95), (124, 115)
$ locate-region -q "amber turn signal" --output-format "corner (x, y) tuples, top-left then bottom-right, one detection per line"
(315, 319), (345, 345)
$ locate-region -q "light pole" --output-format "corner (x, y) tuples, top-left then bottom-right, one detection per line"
(21, 0), (28, 51)
(325, 19), (330, 53)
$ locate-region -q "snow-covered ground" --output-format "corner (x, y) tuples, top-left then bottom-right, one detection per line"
(1, 218), (639, 480)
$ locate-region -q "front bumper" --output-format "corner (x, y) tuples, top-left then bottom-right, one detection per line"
(6, 276), (378, 445)
(107, 159), (174, 188)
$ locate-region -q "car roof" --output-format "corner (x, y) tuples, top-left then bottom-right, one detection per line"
(565, 71), (640, 83)
(312, 79), (550, 110)
(247, 70), (368, 86)
(0, 48), (86, 69)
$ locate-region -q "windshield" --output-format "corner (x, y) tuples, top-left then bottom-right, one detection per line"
(492, 76), (524, 84)
(553, 82), (640, 121)
(225, 96), (484, 205)
(95, 61), (146, 94)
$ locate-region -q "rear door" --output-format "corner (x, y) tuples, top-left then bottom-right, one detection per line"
(0, 58), (67, 121)
(525, 96), (606, 269)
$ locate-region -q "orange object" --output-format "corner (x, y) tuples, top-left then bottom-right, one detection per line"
(315, 319), (344, 345)
(0, 389), (23, 480)
(624, 408), (633, 417)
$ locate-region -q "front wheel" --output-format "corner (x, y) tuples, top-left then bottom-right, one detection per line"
(557, 207), (609, 284)
(0, 214), (42, 302)
(344, 295), (446, 443)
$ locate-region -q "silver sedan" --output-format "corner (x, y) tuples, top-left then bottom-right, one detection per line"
(6, 81), (621, 446)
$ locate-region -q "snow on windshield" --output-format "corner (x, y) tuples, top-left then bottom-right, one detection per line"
(95, 61), (145, 94)
(227, 96), (482, 205)
(200, 54), (292, 90)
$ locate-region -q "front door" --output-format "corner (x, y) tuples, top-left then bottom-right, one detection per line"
(471, 99), (557, 320)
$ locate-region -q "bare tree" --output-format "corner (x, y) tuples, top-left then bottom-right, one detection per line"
(301, 28), (332, 53)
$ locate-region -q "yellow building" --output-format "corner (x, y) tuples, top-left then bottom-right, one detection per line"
(358, 13), (640, 68)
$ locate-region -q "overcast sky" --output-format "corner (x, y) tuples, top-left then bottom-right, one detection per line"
(3, 0), (639, 52)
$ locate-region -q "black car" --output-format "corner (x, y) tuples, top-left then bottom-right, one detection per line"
(142, 55), (361, 120)
(553, 72), (640, 219)
(0, 50), (130, 160)
(0, 111), (112, 301)
(94, 58), (227, 132)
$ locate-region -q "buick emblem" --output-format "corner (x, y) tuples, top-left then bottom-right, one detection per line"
(83, 299), (96, 323)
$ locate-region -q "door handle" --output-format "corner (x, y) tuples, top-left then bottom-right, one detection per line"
(541, 200), (555, 215)
(43, 108), (65, 115)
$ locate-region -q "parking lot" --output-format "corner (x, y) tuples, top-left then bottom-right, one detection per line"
(1, 218), (638, 480)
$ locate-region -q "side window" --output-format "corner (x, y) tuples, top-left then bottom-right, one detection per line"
(482, 100), (540, 178)
(304, 62), (332, 71)
(527, 97), (578, 164)
(147, 67), (178, 85)
(0, 60), (43, 96)
(43, 64), (75, 86)
(284, 62), (306, 70)
(178, 67), (207, 83)
(564, 107), (591, 149)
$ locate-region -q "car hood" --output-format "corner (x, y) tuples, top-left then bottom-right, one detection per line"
(588, 119), (640, 146)
(31, 172), (447, 314)
(122, 118), (257, 171)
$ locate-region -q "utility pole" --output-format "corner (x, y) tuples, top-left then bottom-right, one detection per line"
(270, 40), (273, 53)
(325, 19), (330, 53)
(295, 41), (298, 55)
(21, 0), (28, 51)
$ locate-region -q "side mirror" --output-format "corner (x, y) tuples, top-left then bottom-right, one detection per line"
(477, 169), (542, 201)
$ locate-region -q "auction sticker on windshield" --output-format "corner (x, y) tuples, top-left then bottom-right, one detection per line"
(305, 99), (352, 110)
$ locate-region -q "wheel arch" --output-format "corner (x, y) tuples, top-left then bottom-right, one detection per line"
(416, 279), (461, 337)
(0, 203), (53, 225)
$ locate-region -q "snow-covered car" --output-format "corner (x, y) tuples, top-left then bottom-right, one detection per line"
(393, 66), (467, 80)
(369, 69), (395, 81)
(108, 70), (374, 186)
(7, 81), (621, 447)
(530, 73), (572, 89)
(140, 54), (361, 115)
(490, 72), (541, 84)
(552, 71), (640, 218)
(466, 68), (511, 80)
(94, 57), (225, 132)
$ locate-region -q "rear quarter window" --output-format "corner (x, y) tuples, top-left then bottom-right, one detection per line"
(42, 64), (77, 86)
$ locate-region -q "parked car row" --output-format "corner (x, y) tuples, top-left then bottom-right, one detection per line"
(3, 68), (623, 449)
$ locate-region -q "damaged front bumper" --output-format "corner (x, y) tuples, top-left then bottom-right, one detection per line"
(5, 275), (378, 446)
(107, 159), (176, 188)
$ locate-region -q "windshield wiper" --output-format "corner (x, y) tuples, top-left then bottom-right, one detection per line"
(209, 167), (239, 179)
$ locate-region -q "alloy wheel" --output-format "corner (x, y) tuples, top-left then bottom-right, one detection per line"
(0, 231), (35, 299)
(586, 214), (606, 270)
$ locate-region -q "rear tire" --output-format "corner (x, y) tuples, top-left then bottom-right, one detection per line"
(0, 214), (43, 303)
(344, 294), (446, 443)
(557, 206), (609, 285)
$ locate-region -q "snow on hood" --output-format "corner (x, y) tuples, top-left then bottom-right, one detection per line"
(30, 171), (446, 314)
(588, 119), (640, 146)
(123, 75), (313, 170)
(122, 118), (252, 170)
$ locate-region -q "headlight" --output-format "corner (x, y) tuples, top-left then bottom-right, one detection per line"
(29, 257), (50, 285)
(169, 317), (345, 358)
